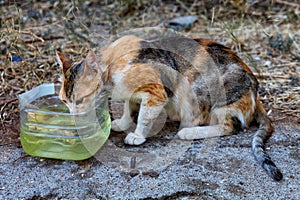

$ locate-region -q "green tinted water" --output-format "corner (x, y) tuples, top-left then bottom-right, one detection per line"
(20, 105), (111, 160)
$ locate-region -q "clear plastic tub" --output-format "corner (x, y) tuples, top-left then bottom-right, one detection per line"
(18, 83), (111, 160)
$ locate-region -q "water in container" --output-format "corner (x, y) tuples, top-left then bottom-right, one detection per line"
(18, 83), (111, 160)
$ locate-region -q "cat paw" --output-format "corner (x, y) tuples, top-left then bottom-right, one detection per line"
(177, 128), (195, 140)
(124, 133), (146, 145)
(111, 119), (131, 132)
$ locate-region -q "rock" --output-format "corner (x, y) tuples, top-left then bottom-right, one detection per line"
(129, 169), (140, 177)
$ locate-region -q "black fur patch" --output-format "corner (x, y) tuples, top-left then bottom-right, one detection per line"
(263, 157), (276, 167)
(134, 37), (199, 73)
(231, 116), (242, 133)
(223, 70), (252, 104)
(134, 37), (200, 98)
(64, 61), (84, 101)
(135, 43), (178, 70)
(205, 42), (232, 66)
(164, 86), (174, 97)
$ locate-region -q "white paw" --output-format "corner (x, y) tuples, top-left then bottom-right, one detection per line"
(124, 133), (146, 145)
(177, 128), (195, 140)
(111, 119), (131, 132)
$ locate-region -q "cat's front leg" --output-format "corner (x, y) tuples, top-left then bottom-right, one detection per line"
(111, 100), (134, 132)
(124, 103), (165, 145)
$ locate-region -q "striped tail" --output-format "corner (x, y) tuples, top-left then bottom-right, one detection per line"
(252, 100), (283, 181)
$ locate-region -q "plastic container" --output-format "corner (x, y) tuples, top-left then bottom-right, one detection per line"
(18, 83), (111, 160)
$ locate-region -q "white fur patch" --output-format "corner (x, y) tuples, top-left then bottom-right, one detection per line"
(178, 125), (224, 140)
(110, 63), (134, 99)
(124, 132), (146, 145)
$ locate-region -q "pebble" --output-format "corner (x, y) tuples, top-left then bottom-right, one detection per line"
(161, 15), (198, 31)
(130, 157), (136, 169)
(129, 169), (140, 177)
(142, 169), (160, 178)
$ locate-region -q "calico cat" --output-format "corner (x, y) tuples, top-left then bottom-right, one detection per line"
(56, 33), (282, 181)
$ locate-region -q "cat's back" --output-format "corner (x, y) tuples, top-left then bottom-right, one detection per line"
(112, 35), (255, 76)
(102, 35), (258, 100)
(102, 34), (251, 72)
(101, 35), (142, 67)
(130, 36), (259, 100)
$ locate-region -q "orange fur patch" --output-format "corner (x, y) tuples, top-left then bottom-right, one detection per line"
(122, 63), (167, 106)
(229, 89), (255, 126)
(255, 98), (274, 134)
(137, 83), (167, 106)
(101, 35), (141, 70)
(123, 63), (162, 89)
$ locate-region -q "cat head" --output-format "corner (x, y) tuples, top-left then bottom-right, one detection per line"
(56, 50), (102, 113)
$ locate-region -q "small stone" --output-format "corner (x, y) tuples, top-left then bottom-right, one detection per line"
(161, 15), (198, 31)
(142, 169), (159, 178)
(27, 10), (41, 19)
(142, 171), (150, 176)
(129, 169), (140, 177)
(263, 60), (272, 67)
(130, 157), (136, 169)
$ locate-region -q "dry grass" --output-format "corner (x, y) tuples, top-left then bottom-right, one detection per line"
(0, 0), (299, 146)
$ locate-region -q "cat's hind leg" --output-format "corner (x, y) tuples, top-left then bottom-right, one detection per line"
(178, 124), (232, 140)
(178, 89), (256, 140)
(178, 107), (243, 140)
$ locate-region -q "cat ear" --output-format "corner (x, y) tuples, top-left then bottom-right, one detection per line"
(85, 50), (102, 73)
(56, 51), (72, 74)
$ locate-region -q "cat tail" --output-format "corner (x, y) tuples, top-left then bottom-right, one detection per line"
(252, 99), (283, 181)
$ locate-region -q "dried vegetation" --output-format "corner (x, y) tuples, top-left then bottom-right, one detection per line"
(0, 0), (299, 146)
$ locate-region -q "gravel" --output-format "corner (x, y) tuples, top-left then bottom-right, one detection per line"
(0, 123), (299, 199)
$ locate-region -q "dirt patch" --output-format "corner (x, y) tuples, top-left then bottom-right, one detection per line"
(0, 1), (299, 148)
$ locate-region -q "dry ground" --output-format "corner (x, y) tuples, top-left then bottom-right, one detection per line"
(0, 0), (299, 147)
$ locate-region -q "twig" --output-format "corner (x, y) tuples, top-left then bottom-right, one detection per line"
(266, 62), (298, 70)
(254, 73), (290, 79)
(211, 7), (215, 26)
(24, 35), (65, 43)
(0, 98), (18, 107)
(288, 72), (300, 77)
(64, 22), (97, 46)
(1, 29), (45, 43)
(21, 31), (45, 42)
(275, 0), (300, 7)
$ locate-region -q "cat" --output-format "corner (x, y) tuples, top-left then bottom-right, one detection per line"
(56, 33), (283, 181)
